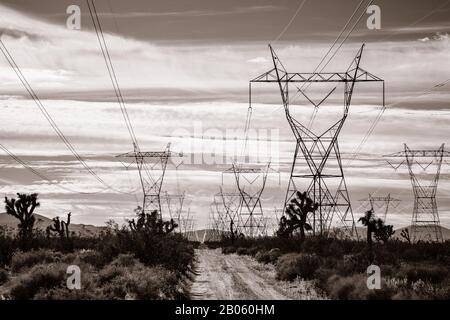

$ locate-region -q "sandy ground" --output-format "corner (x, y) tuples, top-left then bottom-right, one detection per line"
(190, 248), (323, 300)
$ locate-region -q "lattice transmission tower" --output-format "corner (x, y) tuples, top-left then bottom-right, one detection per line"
(359, 194), (400, 223)
(117, 143), (183, 218)
(161, 191), (185, 229)
(213, 190), (242, 236)
(250, 44), (384, 237)
(384, 144), (450, 242)
(222, 164), (273, 237)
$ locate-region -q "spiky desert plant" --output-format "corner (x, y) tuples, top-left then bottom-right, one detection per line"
(4, 193), (39, 245)
(47, 212), (71, 238)
(229, 219), (238, 245)
(359, 209), (376, 253)
(400, 228), (411, 244)
(277, 191), (318, 243)
(128, 208), (178, 235)
(359, 209), (395, 261)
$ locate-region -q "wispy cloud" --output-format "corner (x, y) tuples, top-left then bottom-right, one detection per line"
(48, 5), (284, 19)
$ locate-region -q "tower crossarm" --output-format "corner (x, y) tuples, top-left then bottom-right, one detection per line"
(384, 149), (450, 158)
(223, 167), (262, 174)
(384, 151), (450, 158)
(359, 196), (401, 202)
(251, 70), (383, 83)
(117, 150), (183, 158)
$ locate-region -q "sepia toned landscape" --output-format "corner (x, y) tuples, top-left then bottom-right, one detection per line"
(0, 0), (449, 303)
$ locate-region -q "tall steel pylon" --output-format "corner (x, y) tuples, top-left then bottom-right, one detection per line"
(384, 144), (450, 242)
(117, 143), (183, 218)
(213, 190), (242, 235)
(359, 194), (401, 223)
(250, 44), (384, 237)
(161, 191), (185, 228)
(222, 164), (272, 237)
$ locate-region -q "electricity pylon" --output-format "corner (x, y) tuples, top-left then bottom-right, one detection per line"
(250, 44), (384, 237)
(161, 191), (185, 229)
(384, 144), (450, 242)
(222, 163), (273, 237)
(117, 143), (183, 218)
(359, 194), (400, 222)
(213, 190), (242, 235)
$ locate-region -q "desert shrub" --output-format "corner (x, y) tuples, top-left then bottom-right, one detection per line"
(256, 248), (281, 264)
(401, 264), (448, 284)
(314, 267), (334, 292)
(98, 264), (127, 285)
(324, 241), (345, 258)
(0, 268), (9, 285)
(0, 227), (16, 267)
(33, 286), (104, 300)
(236, 247), (247, 255)
(97, 262), (185, 300)
(247, 246), (260, 256)
(96, 230), (194, 274)
(373, 246), (399, 266)
(255, 250), (270, 264)
(33, 269), (102, 300)
(336, 252), (370, 275)
(267, 248), (282, 261)
(222, 246), (236, 254)
(11, 249), (62, 272)
(276, 253), (321, 281)
(9, 263), (66, 299)
(125, 266), (183, 300)
(111, 254), (137, 267)
(76, 250), (108, 268)
(326, 274), (393, 300)
(399, 248), (422, 261)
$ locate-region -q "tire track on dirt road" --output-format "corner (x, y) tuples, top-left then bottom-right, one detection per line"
(190, 249), (290, 300)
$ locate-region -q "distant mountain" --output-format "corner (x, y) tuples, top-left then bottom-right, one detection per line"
(183, 229), (223, 242)
(0, 212), (104, 237)
(393, 225), (450, 242)
(345, 225), (450, 242)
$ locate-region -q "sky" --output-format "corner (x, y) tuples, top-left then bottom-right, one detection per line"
(0, 0), (449, 230)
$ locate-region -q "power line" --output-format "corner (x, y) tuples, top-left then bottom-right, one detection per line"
(0, 143), (106, 194)
(378, 0), (450, 43)
(345, 0), (450, 165)
(0, 37), (134, 195)
(86, 0), (139, 149)
(301, 0), (374, 95)
(299, 0), (367, 93)
(346, 78), (450, 165)
(0, 40), (107, 187)
(273, 0), (308, 42)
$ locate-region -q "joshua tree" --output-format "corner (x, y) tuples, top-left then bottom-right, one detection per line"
(400, 228), (411, 244)
(374, 221), (395, 244)
(277, 191), (318, 243)
(359, 209), (377, 249)
(229, 219), (238, 245)
(128, 208), (177, 235)
(4, 193), (39, 244)
(359, 209), (395, 261)
(47, 212), (71, 238)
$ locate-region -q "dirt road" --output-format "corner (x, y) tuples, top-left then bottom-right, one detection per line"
(190, 249), (322, 300)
